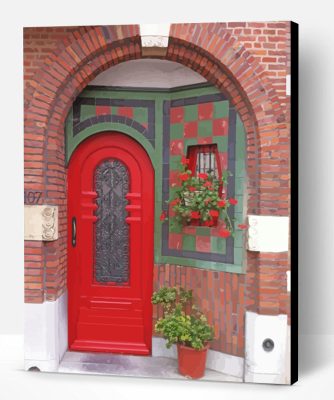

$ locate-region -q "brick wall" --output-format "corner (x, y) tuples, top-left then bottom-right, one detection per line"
(153, 265), (245, 356)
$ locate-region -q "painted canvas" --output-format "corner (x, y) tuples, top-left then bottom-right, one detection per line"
(23, 21), (298, 384)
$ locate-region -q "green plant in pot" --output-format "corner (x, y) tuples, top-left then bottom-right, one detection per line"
(152, 286), (214, 379)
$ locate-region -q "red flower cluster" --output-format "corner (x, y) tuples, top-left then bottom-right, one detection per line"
(160, 211), (166, 221)
(238, 224), (248, 230)
(198, 173), (208, 180)
(203, 181), (212, 188)
(203, 220), (215, 227)
(181, 156), (190, 166)
(218, 200), (226, 207)
(229, 198), (238, 205)
(188, 186), (196, 192)
(170, 198), (180, 206)
(209, 210), (219, 217)
(179, 172), (189, 181)
(218, 229), (231, 238)
(191, 211), (201, 219)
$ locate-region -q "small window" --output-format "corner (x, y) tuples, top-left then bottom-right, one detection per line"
(187, 144), (221, 180)
(186, 144), (223, 227)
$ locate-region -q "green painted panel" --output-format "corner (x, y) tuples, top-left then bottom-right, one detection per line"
(170, 223), (182, 233)
(184, 138), (198, 149)
(233, 230), (244, 248)
(213, 100), (229, 118)
(217, 136), (228, 152)
(211, 236), (226, 253)
(184, 104), (198, 122)
(170, 123), (184, 140)
(133, 107), (148, 124)
(80, 105), (96, 120)
(198, 120), (212, 137)
(235, 177), (245, 196)
(182, 235), (196, 251)
(196, 227), (211, 236)
(169, 155), (182, 170)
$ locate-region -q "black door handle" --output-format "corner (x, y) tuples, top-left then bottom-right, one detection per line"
(72, 217), (76, 247)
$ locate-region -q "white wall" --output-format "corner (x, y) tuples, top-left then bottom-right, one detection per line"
(89, 59), (206, 88)
(1, 0), (334, 340)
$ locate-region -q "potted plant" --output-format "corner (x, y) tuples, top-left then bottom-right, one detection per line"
(167, 156), (237, 234)
(152, 286), (214, 379)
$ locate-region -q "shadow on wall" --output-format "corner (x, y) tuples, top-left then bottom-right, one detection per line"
(299, 335), (334, 377)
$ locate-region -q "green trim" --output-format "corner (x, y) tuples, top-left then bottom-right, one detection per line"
(86, 82), (213, 93)
(66, 122), (156, 166)
(156, 255), (244, 274)
(231, 113), (247, 272)
(153, 97), (164, 262)
(170, 86), (220, 100)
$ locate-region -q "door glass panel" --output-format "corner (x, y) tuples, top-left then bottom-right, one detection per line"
(94, 159), (129, 284)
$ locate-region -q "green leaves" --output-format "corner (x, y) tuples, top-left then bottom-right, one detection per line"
(152, 287), (177, 305)
(152, 286), (214, 350)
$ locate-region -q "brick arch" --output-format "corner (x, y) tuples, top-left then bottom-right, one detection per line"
(25, 25), (142, 302)
(25, 24), (285, 305)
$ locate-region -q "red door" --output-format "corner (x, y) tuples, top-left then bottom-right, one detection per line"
(67, 132), (154, 355)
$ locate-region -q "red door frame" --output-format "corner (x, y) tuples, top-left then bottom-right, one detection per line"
(67, 132), (154, 354)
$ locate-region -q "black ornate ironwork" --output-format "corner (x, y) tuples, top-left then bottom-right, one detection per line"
(94, 159), (129, 284)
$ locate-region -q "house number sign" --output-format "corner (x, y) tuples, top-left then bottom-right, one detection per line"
(24, 191), (43, 204)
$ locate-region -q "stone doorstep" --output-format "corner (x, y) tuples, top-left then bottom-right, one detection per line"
(58, 351), (242, 383)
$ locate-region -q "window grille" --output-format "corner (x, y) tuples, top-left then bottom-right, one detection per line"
(187, 144), (221, 179)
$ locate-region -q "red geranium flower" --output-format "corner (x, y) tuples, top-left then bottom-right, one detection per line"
(181, 155), (190, 166)
(203, 181), (212, 188)
(209, 210), (219, 217)
(188, 186), (196, 192)
(191, 211), (201, 219)
(160, 211), (167, 221)
(218, 200), (226, 207)
(198, 173), (208, 180)
(229, 198), (238, 205)
(218, 229), (231, 238)
(238, 224), (248, 230)
(170, 199), (180, 206)
(179, 172), (189, 181)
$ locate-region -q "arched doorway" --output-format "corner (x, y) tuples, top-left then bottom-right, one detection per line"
(24, 24), (290, 383)
(67, 132), (154, 354)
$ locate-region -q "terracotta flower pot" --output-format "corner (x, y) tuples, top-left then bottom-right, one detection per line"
(177, 343), (209, 379)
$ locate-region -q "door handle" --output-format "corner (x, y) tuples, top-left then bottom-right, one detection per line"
(72, 217), (76, 247)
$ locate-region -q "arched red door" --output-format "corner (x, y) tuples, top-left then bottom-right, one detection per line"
(67, 132), (154, 355)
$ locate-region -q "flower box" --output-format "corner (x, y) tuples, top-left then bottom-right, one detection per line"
(187, 215), (218, 227)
